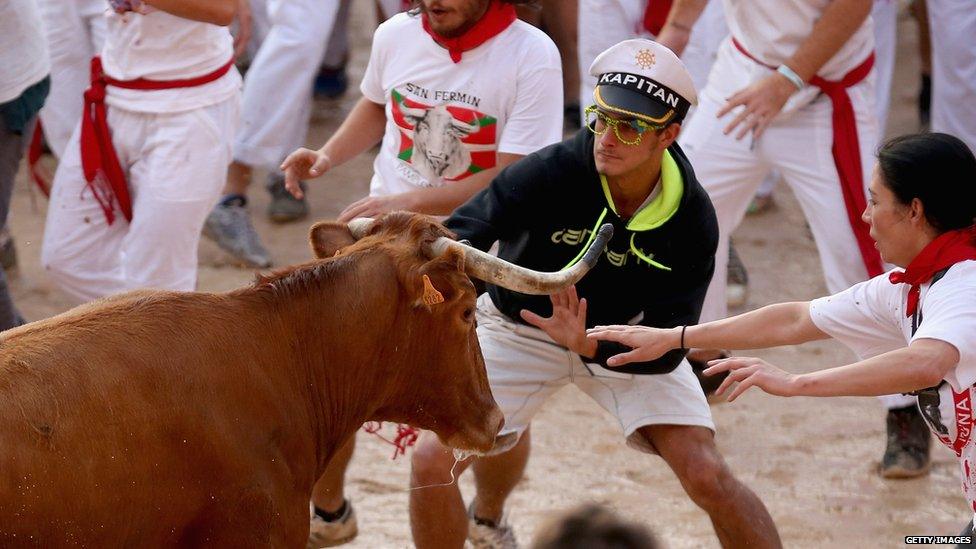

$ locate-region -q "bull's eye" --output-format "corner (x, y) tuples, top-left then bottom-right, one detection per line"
(462, 307), (475, 323)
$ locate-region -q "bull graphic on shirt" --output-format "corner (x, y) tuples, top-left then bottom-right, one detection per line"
(391, 89), (497, 183)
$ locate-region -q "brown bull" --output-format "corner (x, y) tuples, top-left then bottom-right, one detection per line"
(0, 212), (611, 547)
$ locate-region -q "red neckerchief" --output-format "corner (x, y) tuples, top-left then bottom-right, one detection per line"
(642, 0), (673, 36)
(421, 0), (517, 63)
(889, 225), (976, 317)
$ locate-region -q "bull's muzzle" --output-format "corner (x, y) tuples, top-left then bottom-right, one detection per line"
(347, 217), (614, 295)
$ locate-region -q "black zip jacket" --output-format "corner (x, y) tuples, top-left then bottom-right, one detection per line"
(446, 129), (718, 375)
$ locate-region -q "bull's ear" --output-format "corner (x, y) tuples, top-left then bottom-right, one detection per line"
(309, 221), (356, 258)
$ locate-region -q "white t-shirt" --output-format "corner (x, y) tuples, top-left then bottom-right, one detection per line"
(722, 0), (874, 81)
(101, 8), (241, 113)
(360, 12), (563, 197)
(0, 0), (50, 104)
(810, 260), (976, 516)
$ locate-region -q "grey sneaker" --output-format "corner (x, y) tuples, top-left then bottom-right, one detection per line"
(203, 196), (273, 268)
(880, 405), (931, 479)
(726, 243), (749, 309)
(307, 501), (358, 548)
(467, 503), (517, 549)
(267, 172), (308, 224)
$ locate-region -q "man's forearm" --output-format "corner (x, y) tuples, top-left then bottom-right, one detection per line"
(404, 152), (522, 216)
(657, 0), (709, 56)
(665, 0), (709, 32)
(786, 0), (872, 81)
(145, 0), (236, 25)
(685, 302), (828, 350)
(321, 98), (387, 169)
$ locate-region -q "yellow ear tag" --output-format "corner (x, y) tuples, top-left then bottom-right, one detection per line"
(421, 274), (445, 306)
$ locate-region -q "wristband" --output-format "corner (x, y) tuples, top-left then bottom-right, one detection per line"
(680, 325), (687, 351)
(776, 64), (805, 91)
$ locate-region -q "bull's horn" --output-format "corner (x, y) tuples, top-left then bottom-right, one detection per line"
(451, 116), (480, 133)
(430, 225), (613, 295)
(345, 217), (614, 295)
(400, 104), (427, 119)
(347, 217), (375, 239)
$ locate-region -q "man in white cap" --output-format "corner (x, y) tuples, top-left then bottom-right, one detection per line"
(408, 38), (781, 549)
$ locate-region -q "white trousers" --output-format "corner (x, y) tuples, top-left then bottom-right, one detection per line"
(576, 0), (727, 118)
(872, 0), (897, 137)
(927, 0), (976, 155)
(680, 43), (879, 323)
(41, 97), (240, 303)
(35, 0), (107, 159)
(233, 0), (340, 169)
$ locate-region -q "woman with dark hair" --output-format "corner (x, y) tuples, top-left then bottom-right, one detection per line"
(588, 132), (976, 536)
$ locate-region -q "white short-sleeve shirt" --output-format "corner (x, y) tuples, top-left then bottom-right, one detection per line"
(810, 260), (976, 516)
(360, 12), (564, 197)
(101, 9), (241, 113)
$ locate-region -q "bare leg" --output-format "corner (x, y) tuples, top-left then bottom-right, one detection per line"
(640, 425), (781, 548)
(410, 430), (531, 549)
(410, 432), (476, 549)
(471, 429), (531, 523)
(311, 437), (355, 512)
(223, 161), (252, 196)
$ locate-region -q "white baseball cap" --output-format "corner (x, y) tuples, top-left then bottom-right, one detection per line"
(589, 39), (697, 126)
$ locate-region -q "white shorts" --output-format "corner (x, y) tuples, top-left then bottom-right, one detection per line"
(477, 294), (714, 455)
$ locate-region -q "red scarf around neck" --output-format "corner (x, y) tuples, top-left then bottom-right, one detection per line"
(421, 1), (517, 63)
(889, 225), (976, 317)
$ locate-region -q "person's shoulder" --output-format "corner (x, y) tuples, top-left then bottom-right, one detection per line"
(501, 20), (560, 67)
(373, 11), (420, 43)
(670, 145), (716, 223)
(495, 136), (577, 188)
(931, 261), (976, 298)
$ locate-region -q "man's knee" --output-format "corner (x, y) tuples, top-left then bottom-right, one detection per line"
(676, 445), (739, 510)
(410, 436), (465, 487)
(644, 425), (739, 510)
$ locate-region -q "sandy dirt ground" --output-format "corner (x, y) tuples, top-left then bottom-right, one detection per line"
(8, 3), (968, 548)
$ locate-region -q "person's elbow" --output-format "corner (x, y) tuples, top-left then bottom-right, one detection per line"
(914, 340), (960, 388)
(208, 1), (237, 26)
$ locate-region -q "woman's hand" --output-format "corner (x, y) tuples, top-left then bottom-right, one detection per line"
(280, 148), (332, 199)
(704, 356), (799, 401)
(717, 73), (798, 140)
(521, 286), (595, 357)
(586, 325), (681, 367)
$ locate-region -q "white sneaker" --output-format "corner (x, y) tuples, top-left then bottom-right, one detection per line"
(467, 504), (518, 549)
(307, 501), (358, 548)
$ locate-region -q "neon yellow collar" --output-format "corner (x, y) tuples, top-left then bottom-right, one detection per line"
(600, 149), (683, 231)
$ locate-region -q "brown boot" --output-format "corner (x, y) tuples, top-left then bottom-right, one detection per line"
(880, 405), (931, 479)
